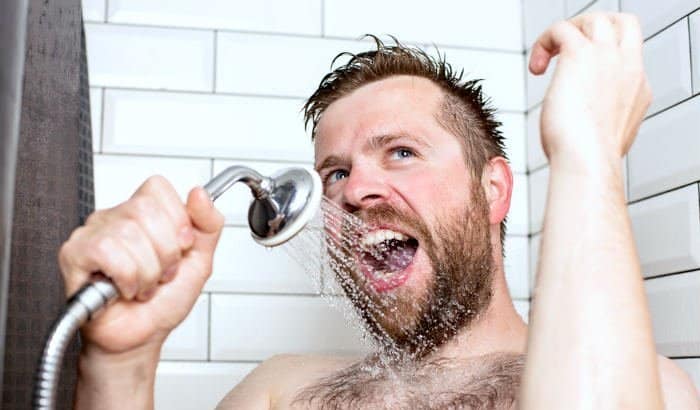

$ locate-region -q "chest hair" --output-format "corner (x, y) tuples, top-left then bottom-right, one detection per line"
(292, 353), (525, 410)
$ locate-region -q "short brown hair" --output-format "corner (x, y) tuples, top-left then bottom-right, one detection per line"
(303, 36), (509, 244)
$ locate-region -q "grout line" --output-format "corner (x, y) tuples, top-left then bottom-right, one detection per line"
(83, 20), (523, 54)
(644, 8), (700, 43)
(207, 293), (212, 361)
(159, 359), (263, 364)
(95, 84), (305, 100)
(212, 30), (218, 93)
(644, 268), (700, 282)
(103, 0), (109, 22)
(320, 0), (325, 37)
(99, 87), (105, 154)
(96, 151), (314, 165)
(644, 92), (698, 121)
(627, 181), (699, 205)
(209, 158), (215, 179)
(689, 18), (695, 94)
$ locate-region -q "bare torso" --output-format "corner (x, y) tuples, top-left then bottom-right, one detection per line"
(217, 352), (524, 410)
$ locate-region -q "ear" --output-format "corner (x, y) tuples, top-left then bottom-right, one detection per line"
(481, 157), (513, 225)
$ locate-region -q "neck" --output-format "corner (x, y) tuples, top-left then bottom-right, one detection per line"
(428, 263), (528, 361)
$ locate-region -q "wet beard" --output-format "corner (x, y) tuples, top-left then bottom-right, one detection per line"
(330, 186), (495, 359)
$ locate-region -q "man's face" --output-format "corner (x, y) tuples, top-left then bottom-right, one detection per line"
(314, 75), (494, 356)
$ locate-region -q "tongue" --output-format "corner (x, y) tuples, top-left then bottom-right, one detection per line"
(364, 239), (417, 273)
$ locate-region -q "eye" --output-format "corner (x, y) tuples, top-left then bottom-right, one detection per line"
(391, 147), (415, 160)
(326, 169), (349, 185)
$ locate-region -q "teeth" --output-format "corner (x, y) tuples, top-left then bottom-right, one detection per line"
(361, 229), (408, 247)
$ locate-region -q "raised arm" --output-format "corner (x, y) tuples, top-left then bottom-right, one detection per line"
(519, 13), (662, 409)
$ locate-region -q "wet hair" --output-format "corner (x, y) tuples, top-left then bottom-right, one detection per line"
(303, 36), (509, 245)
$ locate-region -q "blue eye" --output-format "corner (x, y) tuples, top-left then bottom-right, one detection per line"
(327, 169), (349, 184)
(392, 148), (415, 159)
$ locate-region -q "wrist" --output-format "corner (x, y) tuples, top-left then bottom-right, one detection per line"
(76, 343), (161, 410)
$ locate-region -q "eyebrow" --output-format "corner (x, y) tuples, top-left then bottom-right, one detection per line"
(366, 133), (432, 151)
(315, 133), (432, 172)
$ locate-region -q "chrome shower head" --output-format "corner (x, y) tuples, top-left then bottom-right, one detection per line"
(204, 165), (322, 247)
(247, 167), (322, 246)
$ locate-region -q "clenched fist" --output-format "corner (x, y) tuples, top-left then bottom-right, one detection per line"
(58, 176), (224, 356)
(530, 12), (652, 168)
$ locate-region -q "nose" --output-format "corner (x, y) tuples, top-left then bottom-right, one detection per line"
(341, 166), (390, 213)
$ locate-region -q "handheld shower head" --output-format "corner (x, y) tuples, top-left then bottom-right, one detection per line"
(248, 167), (322, 246)
(33, 164), (322, 410)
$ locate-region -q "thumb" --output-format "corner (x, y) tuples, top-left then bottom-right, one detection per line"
(186, 186), (225, 236)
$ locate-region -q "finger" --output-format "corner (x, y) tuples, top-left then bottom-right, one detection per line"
(529, 20), (586, 74)
(186, 187), (225, 236)
(117, 193), (184, 275)
(615, 13), (643, 50)
(109, 220), (163, 300)
(569, 12), (617, 45)
(133, 176), (194, 250)
(61, 233), (140, 300)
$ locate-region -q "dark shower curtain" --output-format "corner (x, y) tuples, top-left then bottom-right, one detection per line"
(1, 0), (95, 408)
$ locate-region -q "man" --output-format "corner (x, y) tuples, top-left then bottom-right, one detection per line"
(61, 12), (699, 409)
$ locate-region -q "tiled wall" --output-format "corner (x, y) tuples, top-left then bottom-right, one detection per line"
(82, 1), (527, 408)
(525, 0), (700, 392)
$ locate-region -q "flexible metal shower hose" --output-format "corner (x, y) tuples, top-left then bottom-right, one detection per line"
(33, 281), (118, 409)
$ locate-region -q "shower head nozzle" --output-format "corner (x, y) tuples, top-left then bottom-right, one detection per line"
(247, 167), (322, 247)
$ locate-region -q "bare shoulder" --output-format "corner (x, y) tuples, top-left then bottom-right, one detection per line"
(658, 354), (700, 410)
(216, 354), (360, 410)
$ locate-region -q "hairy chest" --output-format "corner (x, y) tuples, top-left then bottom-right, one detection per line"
(289, 353), (525, 410)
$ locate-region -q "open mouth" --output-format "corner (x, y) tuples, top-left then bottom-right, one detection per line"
(359, 228), (419, 292)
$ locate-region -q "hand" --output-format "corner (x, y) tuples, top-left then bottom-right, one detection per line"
(530, 12), (652, 167)
(58, 176), (224, 356)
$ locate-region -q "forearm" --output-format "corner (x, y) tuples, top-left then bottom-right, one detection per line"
(74, 344), (160, 410)
(521, 156), (662, 409)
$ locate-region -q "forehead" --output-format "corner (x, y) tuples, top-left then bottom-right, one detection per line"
(313, 76), (446, 158)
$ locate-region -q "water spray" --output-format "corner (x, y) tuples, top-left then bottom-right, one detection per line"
(32, 165), (322, 410)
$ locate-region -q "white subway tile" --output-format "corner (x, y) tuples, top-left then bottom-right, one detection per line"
(510, 174), (529, 236)
(646, 271), (700, 357)
(566, 0), (594, 15)
(85, 24), (214, 92)
(498, 113), (526, 174)
(161, 294), (209, 360)
(529, 234), (541, 294)
(577, 0), (620, 14)
(205, 227), (318, 294)
(674, 359), (700, 392)
(526, 52), (556, 109)
(324, 0), (522, 51)
(628, 95), (700, 200)
(102, 89), (313, 162)
(93, 154), (211, 210)
(524, 0), (566, 47)
(210, 294), (369, 361)
(529, 166), (549, 235)
(689, 10), (700, 94)
(154, 361), (256, 410)
(211, 160), (314, 226)
(82, 0), (105, 22)
(216, 33), (369, 98)
(108, 0), (322, 35)
(526, 105), (547, 171)
(643, 20), (692, 115)
(513, 300), (530, 323)
(621, 0), (699, 38)
(89, 88), (102, 153)
(629, 185), (700, 277)
(504, 236), (529, 300)
(430, 48), (525, 112)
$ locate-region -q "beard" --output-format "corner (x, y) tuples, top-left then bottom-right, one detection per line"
(324, 185), (495, 359)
